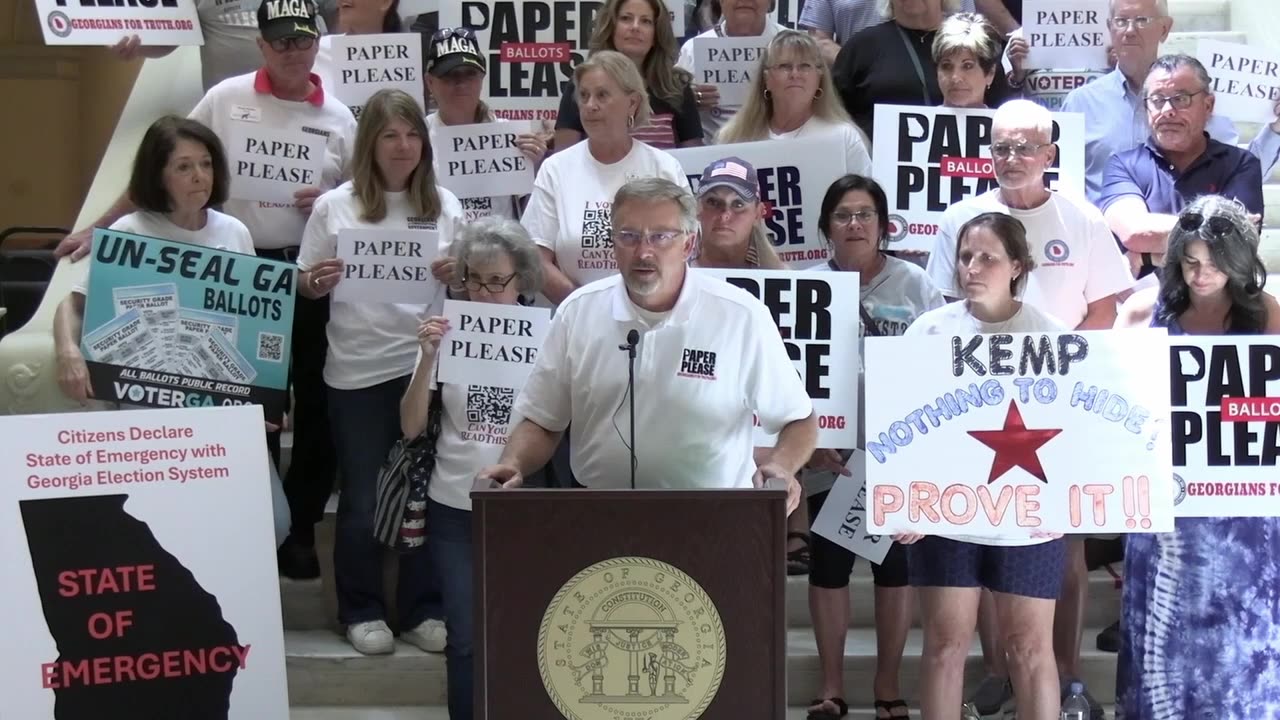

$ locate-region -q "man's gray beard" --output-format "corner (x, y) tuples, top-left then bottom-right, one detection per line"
(625, 271), (660, 296)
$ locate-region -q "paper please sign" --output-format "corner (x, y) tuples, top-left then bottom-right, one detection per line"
(864, 329), (1174, 535)
(871, 105), (1085, 253)
(333, 229), (441, 305)
(811, 450), (892, 564)
(438, 299), (550, 389)
(83, 229), (296, 417)
(671, 138), (843, 266)
(0, 405), (287, 719)
(699, 269), (859, 448)
(1022, 1), (1109, 70)
(1168, 337), (1280, 517)
(34, 0), (203, 46)
(1197, 40), (1280, 124)
(434, 120), (537, 199)
(691, 36), (769, 107)
(226, 126), (325, 205)
(331, 33), (426, 121)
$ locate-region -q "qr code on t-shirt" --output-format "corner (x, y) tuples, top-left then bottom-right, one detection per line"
(466, 385), (514, 425)
(580, 207), (612, 249)
(257, 331), (285, 362)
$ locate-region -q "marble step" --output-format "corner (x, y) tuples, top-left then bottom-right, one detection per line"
(1167, 0), (1230, 30)
(291, 706), (1118, 719)
(1161, 30), (1246, 58)
(1261, 229), (1280, 274)
(1265, 183), (1280, 224)
(283, 628), (1119, 708)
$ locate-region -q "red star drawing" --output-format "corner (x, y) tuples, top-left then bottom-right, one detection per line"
(967, 401), (1063, 484)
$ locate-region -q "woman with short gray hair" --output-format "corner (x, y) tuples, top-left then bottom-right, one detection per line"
(398, 215), (545, 720)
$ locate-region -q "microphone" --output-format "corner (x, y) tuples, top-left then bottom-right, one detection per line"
(618, 329), (640, 490)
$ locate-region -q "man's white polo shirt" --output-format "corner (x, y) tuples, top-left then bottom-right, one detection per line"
(514, 270), (813, 489)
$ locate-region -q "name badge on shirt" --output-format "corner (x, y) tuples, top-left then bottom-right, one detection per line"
(231, 105), (261, 123)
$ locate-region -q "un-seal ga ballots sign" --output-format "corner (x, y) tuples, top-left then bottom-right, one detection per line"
(82, 229), (296, 416)
(34, 0), (203, 46)
(865, 329), (1174, 535)
(699, 268), (859, 448)
(0, 405), (287, 719)
(871, 105), (1085, 253)
(1170, 337), (1280, 517)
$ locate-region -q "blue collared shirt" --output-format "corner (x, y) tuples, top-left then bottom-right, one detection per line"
(1062, 68), (1239, 205)
(1099, 135), (1264, 219)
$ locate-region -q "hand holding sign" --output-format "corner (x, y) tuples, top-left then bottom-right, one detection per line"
(1007, 35), (1030, 85)
(417, 315), (450, 356)
(55, 349), (94, 405)
(293, 186), (323, 214)
(694, 83), (721, 109)
(305, 258), (344, 298)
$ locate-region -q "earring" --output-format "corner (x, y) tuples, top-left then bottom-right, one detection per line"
(814, 87), (823, 99)
(764, 89), (772, 100)
(627, 114), (635, 128)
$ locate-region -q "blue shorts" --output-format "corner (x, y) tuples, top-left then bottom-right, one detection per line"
(907, 536), (1067, 600)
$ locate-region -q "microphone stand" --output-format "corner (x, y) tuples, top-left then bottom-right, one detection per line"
(626, 334), (637, 490)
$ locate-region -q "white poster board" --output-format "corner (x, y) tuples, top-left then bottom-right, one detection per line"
(690, 36), (769, 107)
(439, 299), (550, 388)
(670, 138), (844, 266)
(1170, 337), (1280, 517)
(871, 105), (1086, 253)
(865, 329), (1173, 535)
(1197, 40), (1280, 124)
(226, 126), (327, 205)
(811, 450), (892, 564)
(34, 0), (203, 46)
(330, 33), (426, 121)
(1022, 1), (1110, 71)
(0, 405), (287, 718)
(434, 121), (537, 199)
(333, 229), (441, 305)
(698, 269), (859, 448)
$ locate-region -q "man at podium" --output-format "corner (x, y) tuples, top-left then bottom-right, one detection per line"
(475, 177), (817, 512)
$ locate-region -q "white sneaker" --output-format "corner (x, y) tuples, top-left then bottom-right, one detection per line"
(346, 620), (394, 655)
(401, 618), (447, 653)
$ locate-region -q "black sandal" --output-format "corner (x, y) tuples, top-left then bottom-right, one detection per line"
(806, 697), (848, 719)
(787, 531), (811, 575)
(874, 699), (909, 719)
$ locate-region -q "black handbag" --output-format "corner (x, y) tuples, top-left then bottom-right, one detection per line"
(373, 388), (445, 552)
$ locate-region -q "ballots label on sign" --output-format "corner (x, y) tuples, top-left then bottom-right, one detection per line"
(434, 120), (536, 199)
(35, 0), (203, 46)
(1169, 337), (1280, 517)
(331, 33), (426, 121)
(698, 269), (859, 448)
(1023, 1), (1110, 70)
(226, 125), (326, 205)
(439, 299), (551, 389)
(333, 229), (441, 305)
(871, 105), (1085, 252)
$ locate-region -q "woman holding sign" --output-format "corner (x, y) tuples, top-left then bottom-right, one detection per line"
(803, 174), (942, 720)
(717, 30), (871, 178)
(400, 216), (544, 720)
(522, 50), (689, 305)
(298, 88), (461, 656)
(1114, 197), (1280, 719)
(554, 0), (704, 151)
(899, 212), (1067, 720)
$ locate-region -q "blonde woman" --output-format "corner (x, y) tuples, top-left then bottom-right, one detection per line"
(689, 156), (785, 270)
(298, 88), (462, 657)
(717, 30), (871, 178)
(522, 50), (688, 305)
(555, 0), (703, 150)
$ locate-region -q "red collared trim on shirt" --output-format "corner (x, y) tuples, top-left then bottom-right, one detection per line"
(253, 68), (325, 107)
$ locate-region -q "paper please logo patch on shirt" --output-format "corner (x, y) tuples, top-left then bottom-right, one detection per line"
(679, 347), (718, 380)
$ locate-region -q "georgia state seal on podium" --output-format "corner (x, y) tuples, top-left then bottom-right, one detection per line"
(537, 557), (727, 719)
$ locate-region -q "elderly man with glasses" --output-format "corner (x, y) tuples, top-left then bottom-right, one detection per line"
(1100, 53), (1265, 279)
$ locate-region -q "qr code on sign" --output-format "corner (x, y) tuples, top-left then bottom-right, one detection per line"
(466, 385), (514, 424)
(257, 332), (285, 362)
(580, 207), (612, 249)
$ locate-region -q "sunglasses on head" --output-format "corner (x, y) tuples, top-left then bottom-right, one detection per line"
(1178, 212), (1234, 238)
(435, 27), (477, 40)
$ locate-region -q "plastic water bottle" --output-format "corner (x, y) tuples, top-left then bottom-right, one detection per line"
(1062, 681), (1090, 720)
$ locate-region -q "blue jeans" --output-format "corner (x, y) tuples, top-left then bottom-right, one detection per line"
(329, 376), (441, 627)
(428, 499), (474, 720)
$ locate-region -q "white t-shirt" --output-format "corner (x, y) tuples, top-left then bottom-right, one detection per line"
(297, 181), (463, 389)
(514, 271), (813, 489)
(521, 140), (688, 290)
(409, 355), (525, 511)
(196, 0), (259, 93)
(924, 190), (1132, 329)
(676, 20), (784, 140)
(74, 210), (256, 295)
(426, 112), (523, 223)
(764, 115), (872, 177)
(803, 256), (944, 495)
(905, 300), (1066, 547)
(189, 70), (357, 250)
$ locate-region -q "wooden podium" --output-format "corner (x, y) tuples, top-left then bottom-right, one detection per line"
(472, 488), (788, 719)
